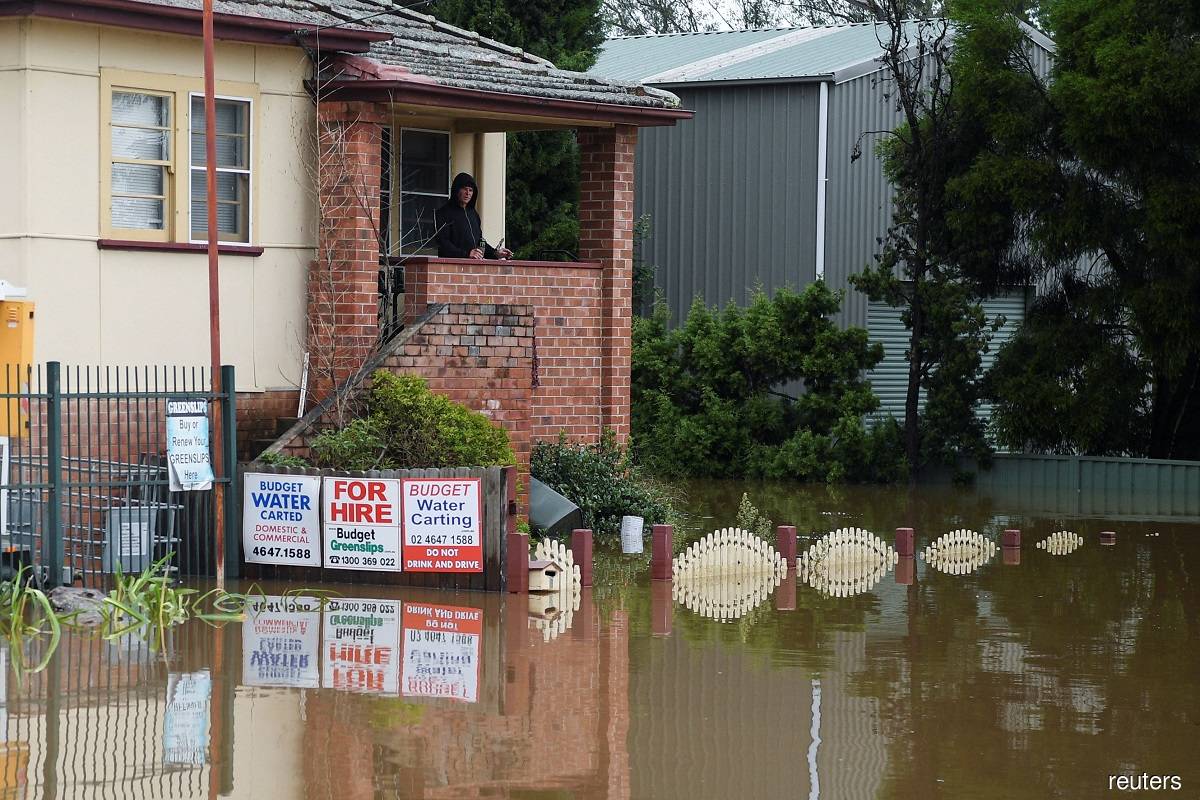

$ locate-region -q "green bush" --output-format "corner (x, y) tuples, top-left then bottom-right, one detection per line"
(531, 431), (678, 539)
(310, 372), (516, 470)
(632, 283), (906, 482)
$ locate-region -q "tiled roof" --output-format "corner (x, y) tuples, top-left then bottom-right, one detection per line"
(100, 0), (683, 109)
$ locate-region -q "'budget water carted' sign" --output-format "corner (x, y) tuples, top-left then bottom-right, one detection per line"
(401, 478), (483, 572)
(401, 603), (482, 702)
(243, 473), (321, 567)
(322, 477), (401, 571)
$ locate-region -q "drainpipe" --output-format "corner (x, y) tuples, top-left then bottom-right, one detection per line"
(814, 80), (829, 282)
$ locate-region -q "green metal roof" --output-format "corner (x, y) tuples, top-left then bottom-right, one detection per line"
(592, 22), (922, 85)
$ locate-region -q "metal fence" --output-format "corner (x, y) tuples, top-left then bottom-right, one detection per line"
(0, 362), (237, 587)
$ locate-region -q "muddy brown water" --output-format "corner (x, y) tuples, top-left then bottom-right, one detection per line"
(2, 482), (1198, 799)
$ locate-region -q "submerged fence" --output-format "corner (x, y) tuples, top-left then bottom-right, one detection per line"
(0, 363), (237, 586)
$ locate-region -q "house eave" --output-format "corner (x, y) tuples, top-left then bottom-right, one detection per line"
(313, 78), (694, 127)
(0, 0), (392, 52)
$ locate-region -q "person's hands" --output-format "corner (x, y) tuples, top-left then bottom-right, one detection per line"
(469, 247), (485, 259)
(497, 247), (513, 260)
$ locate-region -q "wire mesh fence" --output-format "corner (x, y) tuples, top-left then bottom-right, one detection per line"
(0, 363), (237, 586)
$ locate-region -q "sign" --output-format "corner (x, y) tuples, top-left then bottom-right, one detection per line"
(163, 670), (211, 765)
(401, 603), (482, 702)
(165, 399), (213, 491)
(242, 596), (321, 688)
(322, 477), (401, 571)
(401, 478), (483, 572)
(243, 473), (322, 567)
(322, 598), (400, 694)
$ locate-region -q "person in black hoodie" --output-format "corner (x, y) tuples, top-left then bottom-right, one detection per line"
(434, 172), (512, 259)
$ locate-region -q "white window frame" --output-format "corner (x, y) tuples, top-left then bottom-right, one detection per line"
(187, 92), (255, 247)
(396, 127), (451, 256)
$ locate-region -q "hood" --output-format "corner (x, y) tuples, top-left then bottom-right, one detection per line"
(449, 172), (479, 210)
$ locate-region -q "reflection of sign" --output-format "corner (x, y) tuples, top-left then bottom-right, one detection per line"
(401, 478), (482, 572)
(163, 671), (210, 765)
(165, 399), (213, 491)
(243, 473), (321, 567)
(322, 478), (401, 571)
(401, 603), (482, 702)
(243, 596), (321, 688)
(322, 598), (400, 694)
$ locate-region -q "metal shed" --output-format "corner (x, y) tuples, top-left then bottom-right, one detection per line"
(590, 22), (1056, 420)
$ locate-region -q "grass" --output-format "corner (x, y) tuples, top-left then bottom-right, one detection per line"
(0, 566), (63, 674)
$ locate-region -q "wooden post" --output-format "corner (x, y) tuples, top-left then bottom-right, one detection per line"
(571, 528), (593, 587)
(506, 532), (529, 593)
(1002, 546), (1021, 566)
(650, 579), (673, 636)
(895, 555), (915, 585)
(651, 524), (673, 580)
(776, 525), (797, 567)
(1001, 529), (1021, 548)
(895, 527), (915, 558)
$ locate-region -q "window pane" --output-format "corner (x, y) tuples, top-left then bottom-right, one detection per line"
(191, 170), (249, 242)
(112, 163), (164, 197)
(399, 130), (449, 195)
(112, 126), (169, 161)
(113, 91), (169, 127)
(399, 193), (443, 254)
(191, 97), (249, 168)
(112, 196), (165, 230)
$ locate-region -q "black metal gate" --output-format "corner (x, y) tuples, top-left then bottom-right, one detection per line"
(0, 362), (237, 586)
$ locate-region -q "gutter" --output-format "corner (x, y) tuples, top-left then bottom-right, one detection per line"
(314, 78), (695, 127)
(815, 80), (829, 281)
(0, 0), (393, 52)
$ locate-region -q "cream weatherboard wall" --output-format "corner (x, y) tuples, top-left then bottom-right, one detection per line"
(0, 16), (507, 393)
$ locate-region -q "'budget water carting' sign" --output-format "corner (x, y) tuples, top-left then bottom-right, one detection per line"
(401, 603), (482, 702)
(243, 473), (321, 567)
(242, 595), (321, 688)
(401, 478), (483, 572)
(322, 598), (400, 695)
(322, 477), (401, 571)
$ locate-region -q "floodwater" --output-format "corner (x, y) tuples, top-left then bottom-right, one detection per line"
(3, 483), (1199, 799)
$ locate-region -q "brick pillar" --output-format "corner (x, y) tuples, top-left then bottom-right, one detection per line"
(578, 125), (637, 443)
(309, 101), (386, 397)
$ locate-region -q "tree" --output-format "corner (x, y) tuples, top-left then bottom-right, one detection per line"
(848, 9), (998, 479)
(426, 0), (605, 257)
(951, 0), (1200, 459)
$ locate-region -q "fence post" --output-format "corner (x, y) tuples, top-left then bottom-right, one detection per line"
(221, 365), (240, 579)
(44, 361), (63, 587)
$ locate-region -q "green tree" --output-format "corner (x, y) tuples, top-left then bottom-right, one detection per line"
(426, 0), (605, 257)
(950, 0), (1200, 458)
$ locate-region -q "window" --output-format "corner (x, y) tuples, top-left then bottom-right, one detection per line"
(189, 95), (252, 244)
(389, 129), (450, 256)
(101, 70), (257, 246)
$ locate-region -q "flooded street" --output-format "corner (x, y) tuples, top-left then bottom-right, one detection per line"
(3, 483), (1199, 799)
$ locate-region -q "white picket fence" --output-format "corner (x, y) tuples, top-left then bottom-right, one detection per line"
(798, 527), (898, 597)
(922, 529), (996, 575)
(528, 539), (582, 641)
(671, 527), (788, 621)
(1036, 530), (1084, 555)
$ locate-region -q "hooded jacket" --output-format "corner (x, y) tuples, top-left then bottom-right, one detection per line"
(434, 173), (497, 259)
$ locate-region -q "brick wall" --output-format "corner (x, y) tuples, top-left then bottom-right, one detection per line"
(308, 101), (387, 397)
(404, 259), (602, 446)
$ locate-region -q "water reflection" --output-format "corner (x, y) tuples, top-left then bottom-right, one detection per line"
(1, 486), (1198, 799)
(922, 529), (997, 575)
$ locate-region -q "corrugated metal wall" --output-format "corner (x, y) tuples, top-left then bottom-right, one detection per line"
(634, 83), (820, 325)
(824, 71), (902, 330)
(867, 291), (1028, 422)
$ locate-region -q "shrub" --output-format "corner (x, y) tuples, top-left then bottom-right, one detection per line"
(632, 283), (905, 482)
(531, 431), (678, 539)
(310, 372), (516, 470)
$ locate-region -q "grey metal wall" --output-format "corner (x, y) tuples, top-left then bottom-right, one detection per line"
(824, 71), (903, 329)
(634, 83), (820, 325)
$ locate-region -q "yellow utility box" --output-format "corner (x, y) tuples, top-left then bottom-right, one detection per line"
(0, 282), (34, 438)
